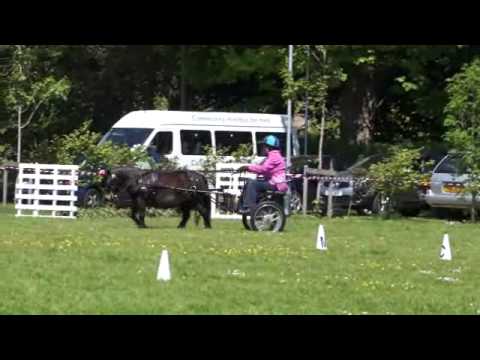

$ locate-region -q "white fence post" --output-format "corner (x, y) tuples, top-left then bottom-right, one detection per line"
(15, 163), (79, 219)
(2, 168), (7, 206)
(211, 163), (256, 220)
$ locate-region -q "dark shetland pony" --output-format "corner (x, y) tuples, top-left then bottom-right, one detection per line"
(104, 167), (212, 229)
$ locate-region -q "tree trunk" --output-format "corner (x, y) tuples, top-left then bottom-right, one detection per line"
(316, 47), (327, 202)
(472, 193), (477, 223)
(339, 65), (384, 146)
(180, 45), (187, 111)
(316, 102), (326, 202)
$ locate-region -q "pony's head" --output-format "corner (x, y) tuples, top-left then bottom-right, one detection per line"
(103, 167), (131, 194)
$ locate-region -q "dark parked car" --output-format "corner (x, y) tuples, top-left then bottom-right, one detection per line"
(288, 155), (341, 213)
(317, 154), (434, 217)
(71, 154), (111, 208)
(76, 169), (106, 208)
(0, 165), (18, 203)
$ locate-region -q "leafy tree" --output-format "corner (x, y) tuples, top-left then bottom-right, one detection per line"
(2, 45), (70, 162)
(444, 58), (480, 221)
(2, 44), (480, 169)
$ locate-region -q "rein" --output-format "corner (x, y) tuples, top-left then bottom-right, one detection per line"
(138, 183), (224, 195)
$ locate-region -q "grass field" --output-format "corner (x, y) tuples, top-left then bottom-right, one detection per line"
(1, 205), (479, 315)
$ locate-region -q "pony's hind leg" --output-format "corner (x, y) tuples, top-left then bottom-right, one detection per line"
(130, 210), (146, 228)
(178, 207), (191, 229)
(132, 196), (147, 228)
(196, 196), (212, 229)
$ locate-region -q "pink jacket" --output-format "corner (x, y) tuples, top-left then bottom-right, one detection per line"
(248, 150), (288, 192)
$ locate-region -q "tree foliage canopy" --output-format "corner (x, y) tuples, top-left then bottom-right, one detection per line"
(0, 45), (479, 165)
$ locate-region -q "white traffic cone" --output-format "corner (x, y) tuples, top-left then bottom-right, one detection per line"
(440, 234), (452, 261)
(157, 250), (171, 281)
(316, 225), (328, 251)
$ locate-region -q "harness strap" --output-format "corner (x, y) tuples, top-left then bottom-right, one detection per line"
(140, 184), (224, 194)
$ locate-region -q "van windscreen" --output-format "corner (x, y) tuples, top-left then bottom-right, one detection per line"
(101, 128), (153, 148)
(435, 155), (467, 174)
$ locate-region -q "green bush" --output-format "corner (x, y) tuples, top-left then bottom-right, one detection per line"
(150, 156), (182, 171)
(200, 144), (255, 184)
(0, 144), (14, 165)
(368, 146), (425, 218)
(56, 121), (149, 167)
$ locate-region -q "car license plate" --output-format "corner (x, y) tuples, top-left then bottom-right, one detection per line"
(325, 190), (343, 196)
(442, 184), (464, 194)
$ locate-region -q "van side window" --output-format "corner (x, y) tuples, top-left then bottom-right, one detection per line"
(215, 131), (253, 155)
(256, 132), (287, 156)
(181, 130), (212, 155)
(148, 132), (173, 162)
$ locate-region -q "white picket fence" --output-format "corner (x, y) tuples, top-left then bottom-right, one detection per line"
(15, 163), (79, 219)
(211, 163), (256, 220)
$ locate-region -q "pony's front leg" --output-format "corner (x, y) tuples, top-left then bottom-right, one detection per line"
(132, 195), (147, 228)
(178, 207), (191, 229)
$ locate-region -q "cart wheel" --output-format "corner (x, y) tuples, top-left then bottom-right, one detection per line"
(250, 201), (286, 232)
(242, 214), (252, 230)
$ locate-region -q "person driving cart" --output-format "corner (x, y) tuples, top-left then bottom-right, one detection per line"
(237, 135), (288, 214)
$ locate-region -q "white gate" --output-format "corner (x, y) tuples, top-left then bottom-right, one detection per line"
(15, 163), (79, 219)
(211, 163), (256, 220)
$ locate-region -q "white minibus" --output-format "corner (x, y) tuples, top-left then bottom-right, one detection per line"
(100, 111), (300, 169)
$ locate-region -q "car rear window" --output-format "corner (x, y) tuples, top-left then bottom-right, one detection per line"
(435, 156), (466, 174)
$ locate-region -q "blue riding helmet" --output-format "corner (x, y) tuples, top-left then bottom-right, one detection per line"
(262, 135), (280, 149)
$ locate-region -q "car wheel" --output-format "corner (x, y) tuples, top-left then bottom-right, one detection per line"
(356, 208), (373, 216)
(398, 208), (421, 217)
(289, 190), (303, 214)
(371, 193), (395, 216)
(431, 208), (449, 219)
(83, 188), (103, 208)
